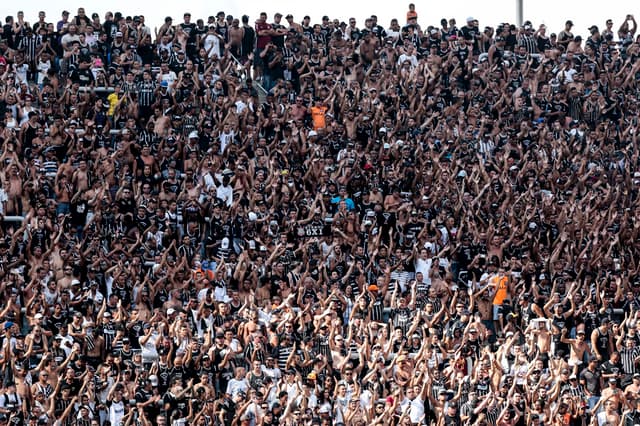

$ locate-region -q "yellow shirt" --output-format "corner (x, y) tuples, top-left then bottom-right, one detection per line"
(106, 93), (121, 117)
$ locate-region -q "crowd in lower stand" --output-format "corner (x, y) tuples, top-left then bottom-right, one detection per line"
(1, 4), (640, 426)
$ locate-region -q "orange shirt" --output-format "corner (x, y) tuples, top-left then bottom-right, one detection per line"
(492, 275), (509, 305)
(310, 105), (328, 130)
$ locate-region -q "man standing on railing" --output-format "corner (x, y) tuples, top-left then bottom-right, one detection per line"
(227, 19), (243, 60)
(254, 12), (272, 84)
(271, 14), (287, 50)
(241, 15), (255, 64)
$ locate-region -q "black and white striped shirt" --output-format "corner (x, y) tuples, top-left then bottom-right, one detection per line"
(391, 307), (413, 334)
(518, 35), (538, 54)
(18, 34), (42, 61)
(620, 346), (640, 375)
(276, 344), (293, 370)
(101, 321), (116, 352)
(370, 295), (384, 322)
(137, 80), (156, 107)
(477, 137), (495, 160)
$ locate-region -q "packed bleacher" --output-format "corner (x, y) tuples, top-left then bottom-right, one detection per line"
(1, 5), (640, 426)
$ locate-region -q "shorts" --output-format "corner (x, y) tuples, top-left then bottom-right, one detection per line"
(253, 48), (264, 67)
(493, 304), (503, 321)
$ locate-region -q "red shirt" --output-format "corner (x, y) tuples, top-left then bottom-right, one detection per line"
(255, 22), (272, 49)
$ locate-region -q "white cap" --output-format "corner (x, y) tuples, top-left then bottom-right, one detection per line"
(383, 142), (391, 149)
(167, 308), (176, 315)
(148, 375), (159, 386)
(396, 139), (404, 146)
(457, 170), (467, 178)
(188, 130), (199, 139)
(34, 313), (43, 320)
(379, 127), (387, 133)
(248, 212), (257, 222)
(467, 16), (475, 22)
(71, 279), (80, 286)
(424, 242), (435, 252)
(308, 130), (318, 137)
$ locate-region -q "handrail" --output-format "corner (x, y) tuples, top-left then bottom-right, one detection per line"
(225, 51), (269, 99)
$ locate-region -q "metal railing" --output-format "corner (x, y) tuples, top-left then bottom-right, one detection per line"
(226, 51), (269, 102)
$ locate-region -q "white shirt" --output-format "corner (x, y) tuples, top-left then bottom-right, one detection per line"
(216, 185), (233, 207)
(261, 365), (282, 381)
(60, 33), (81, 49)
(203, 33), (222, 58)
(415, 257), (433, 281)
(37, 59), (52, 85)
(295, 393), (317, 409)
(219, 130), (236, 154)
(226, 378), (249, 397)
(387, 27), (400, 41)
(400, 397), (425, 424)
(397, 53), (418, 68)
(202, 171), (216, 191)
(160, 71), (178, 92)
(0, 189), (8, 215)
(235, 100), (247, 114)
(108, 399), (125, 426)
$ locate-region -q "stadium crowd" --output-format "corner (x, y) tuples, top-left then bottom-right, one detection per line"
(1, 4), (640, 426)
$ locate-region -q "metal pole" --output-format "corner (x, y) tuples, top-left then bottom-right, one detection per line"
(516, 0), (523, 26)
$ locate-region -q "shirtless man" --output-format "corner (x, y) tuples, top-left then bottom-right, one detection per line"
(529, 319), (552, 354)
(227, 19), (244, 57)
(599, 377), (627, 412)
(72, 159), (90, 193)
(136, 145), (158, 177)
(359, 32), (378, 65)
(595, 399), (619, 426)
(561, 329), (592, 366)
(288, 97), (307, 122)
(625, 374), (640, 401)
(343, 110), (359, 140)
(151, 107), (171, 136)
(473, 286), (494, 329)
